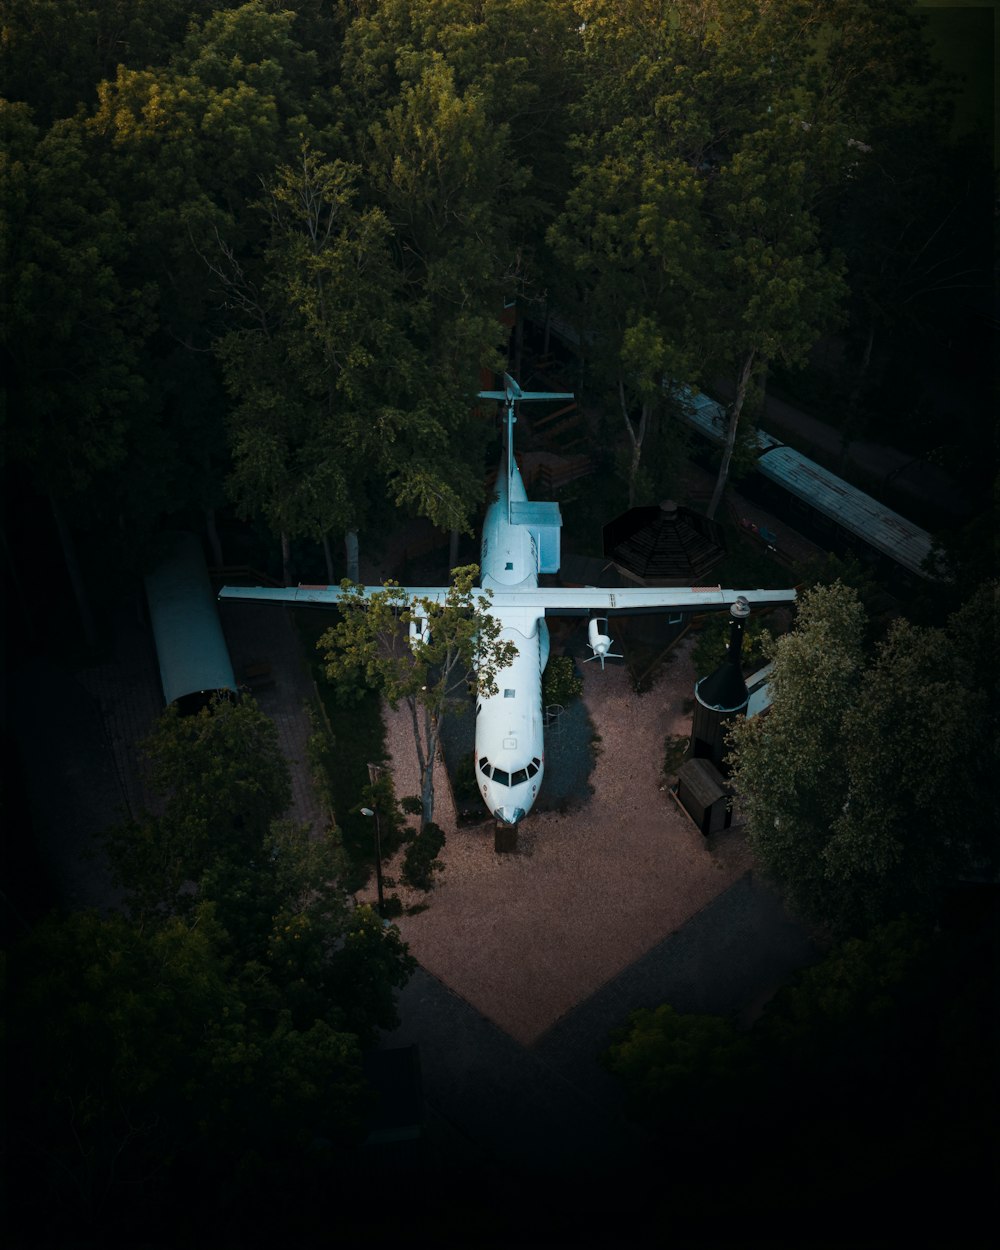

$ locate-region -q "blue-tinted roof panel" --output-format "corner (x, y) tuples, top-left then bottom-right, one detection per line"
(144, 532), (237, 707)
(756, 447), (933, 575)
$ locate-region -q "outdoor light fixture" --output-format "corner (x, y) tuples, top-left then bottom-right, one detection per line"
(360, 805), (385, 916)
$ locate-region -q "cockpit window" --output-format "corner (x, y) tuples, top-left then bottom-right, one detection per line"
(492, 768), (510, 786)
(478, 756), (492, 777)
(512, 768), (529, 785)
(526, 762), (539, 778)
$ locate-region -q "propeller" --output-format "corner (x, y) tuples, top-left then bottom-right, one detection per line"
(584, 617), (623, 670)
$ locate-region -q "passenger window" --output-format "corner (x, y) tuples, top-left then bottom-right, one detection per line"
(492, 769), (510, 786)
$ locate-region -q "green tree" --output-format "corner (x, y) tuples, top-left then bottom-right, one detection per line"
(4, 903), (370, 1243)
(214, 142), (491, 583)
(603, 1003), (752, 1130)
(700, 116), (847, 519)
(338, 0), (577, 540)
(728, 581), (998, 936)
(320, 565), (517, 828)
(601, 913), (995, 1225)
(1, 101), (155, 643)
(0, 0), (218, 124)
(401, 820), (446, 892)
(102, 695), (291, 915)
(549, 2), (708, 505)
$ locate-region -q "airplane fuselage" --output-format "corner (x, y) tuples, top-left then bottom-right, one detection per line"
(475, 454), (548, 825)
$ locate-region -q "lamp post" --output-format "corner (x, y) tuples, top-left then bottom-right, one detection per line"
(359, 806), (385, 917)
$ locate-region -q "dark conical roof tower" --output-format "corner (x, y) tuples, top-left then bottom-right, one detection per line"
(689, 597), (751, 772)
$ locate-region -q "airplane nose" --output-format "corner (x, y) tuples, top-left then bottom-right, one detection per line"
(495, 806), (525, 826)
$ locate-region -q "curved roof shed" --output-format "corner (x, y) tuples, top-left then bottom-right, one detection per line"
(144, 531), (237, 714)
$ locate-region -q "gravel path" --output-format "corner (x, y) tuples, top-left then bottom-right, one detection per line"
(359, 633), (753, 1046)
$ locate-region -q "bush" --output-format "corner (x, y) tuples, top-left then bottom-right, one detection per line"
(452, 755), (478, 803)
(543, 655), (583, 707)
(401, 822), (446, 891)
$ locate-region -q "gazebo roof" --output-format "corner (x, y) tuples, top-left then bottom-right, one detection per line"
(603, 500), (726, 585)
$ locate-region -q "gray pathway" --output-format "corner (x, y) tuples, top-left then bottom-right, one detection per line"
(218, 600), (328, 834)
(379, 872), (817, 1177)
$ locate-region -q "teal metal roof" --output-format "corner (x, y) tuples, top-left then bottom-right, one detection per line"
(144, 532), (237, 708)
(674, 385), (933, 578)
(756, 447), (934, 576)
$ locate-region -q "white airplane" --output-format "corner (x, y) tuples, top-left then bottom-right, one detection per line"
(220, 374), (796, 826)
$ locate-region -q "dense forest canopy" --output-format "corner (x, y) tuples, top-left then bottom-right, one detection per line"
(2, 4), (994, 1242)
(2, 0), (992, 637)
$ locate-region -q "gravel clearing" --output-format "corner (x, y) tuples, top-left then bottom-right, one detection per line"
(357, 633), (752, 1046)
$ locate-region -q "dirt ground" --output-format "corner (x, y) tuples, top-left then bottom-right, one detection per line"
(356, 633), (753, 1047)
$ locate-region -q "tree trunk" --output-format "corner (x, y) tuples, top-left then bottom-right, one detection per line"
(421, 705), (441, 830)
(344, 528), (359, 584)
(618, 381), (648, 509)
(280, 530), (293, 587)
(50, 491), (97, 648)
(205, 507), (223, 567)
(448, 527), (459, 573)
(406, 695), (434, 830)
(707, 349), (756, 521)
(322, 534), (335, 584)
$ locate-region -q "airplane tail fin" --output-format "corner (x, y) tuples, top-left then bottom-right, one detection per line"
(477, 373), (574, 522)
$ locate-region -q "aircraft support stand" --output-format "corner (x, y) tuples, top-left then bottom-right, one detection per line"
(495, 821), (518, 854)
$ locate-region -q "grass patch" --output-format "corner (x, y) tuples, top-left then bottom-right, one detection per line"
(292, 608), (392, 892)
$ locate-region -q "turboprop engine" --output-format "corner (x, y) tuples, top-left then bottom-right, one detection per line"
(584, 616), (623, 670)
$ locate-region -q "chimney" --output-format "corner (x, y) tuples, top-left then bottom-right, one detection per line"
(689, 597), (751, 772)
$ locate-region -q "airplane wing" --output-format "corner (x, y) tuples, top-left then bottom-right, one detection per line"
(486, 586), (796, 615)
(218, 585), (454, 607)
(219, 584), (796, 614)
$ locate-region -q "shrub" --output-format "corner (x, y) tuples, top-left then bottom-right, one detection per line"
(401, 822), (446, 892)
(543, 655), (583, 707)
